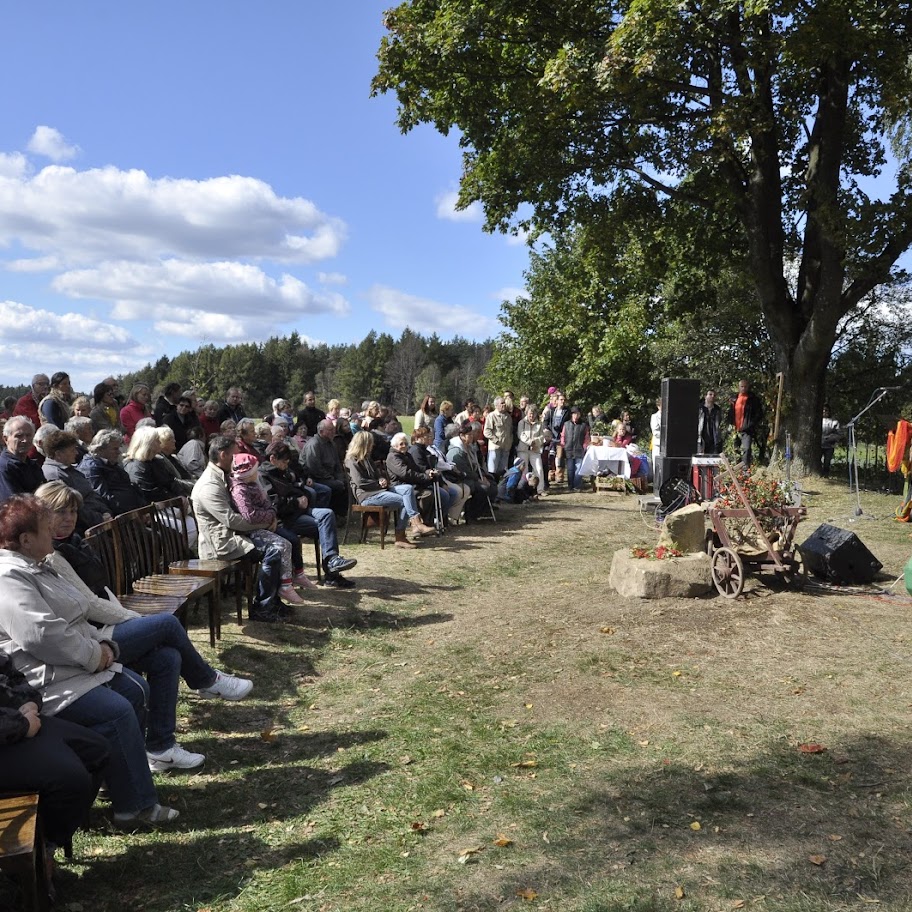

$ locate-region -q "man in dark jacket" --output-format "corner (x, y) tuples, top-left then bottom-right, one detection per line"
(726, 380), (764, 467)
(302, 419), (347, 516)
(163, 397), (201, 451)
(698, 389), (724, 455)
(153, 382), (182, 425)
(0, 417), (45, 503)
(215, 387), (246, 426)
(261, 442), (357, 588)
(295, 391), (326, 438)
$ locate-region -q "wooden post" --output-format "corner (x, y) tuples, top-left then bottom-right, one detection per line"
(772, 372), (785, 442)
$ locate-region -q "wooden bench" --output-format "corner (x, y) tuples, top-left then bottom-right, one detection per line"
(0, 794), (48, 912)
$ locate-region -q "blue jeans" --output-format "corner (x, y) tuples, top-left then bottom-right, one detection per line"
(362, 491), (409, 529)
(56, 668), (158, 814)
(112, 615), (216, 752)
(566, 456), (583, 490)
(286, 506), (340, 558)
(308, 482), (332, 510)
(487, 448), (509, 475)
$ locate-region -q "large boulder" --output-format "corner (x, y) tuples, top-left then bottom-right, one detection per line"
(609, 549), (712, 599)
(658, 503), (707, 553)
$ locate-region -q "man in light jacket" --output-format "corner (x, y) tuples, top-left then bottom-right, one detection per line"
(191, 435), (284, 622)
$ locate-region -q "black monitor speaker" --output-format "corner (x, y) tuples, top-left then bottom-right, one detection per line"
(661, 378), (700, 457)
(800, 524), (882, 584)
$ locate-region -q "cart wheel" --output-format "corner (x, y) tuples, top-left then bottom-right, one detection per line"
(711, 547), (744, 599)
(704, 530), (716, 557)
(778, 549), (807, 589)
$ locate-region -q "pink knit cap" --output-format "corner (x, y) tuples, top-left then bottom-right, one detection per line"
(231, 452), (259, 481)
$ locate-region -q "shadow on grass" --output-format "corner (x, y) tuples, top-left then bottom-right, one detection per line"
(435, 733), (912, 910)
(61, 829), (343, 912)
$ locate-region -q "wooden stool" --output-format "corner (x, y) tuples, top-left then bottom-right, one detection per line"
(0, 793), (48, 912)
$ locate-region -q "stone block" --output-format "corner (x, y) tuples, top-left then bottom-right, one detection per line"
(658, 503), (707, 553)
(609, 549), (712, 599)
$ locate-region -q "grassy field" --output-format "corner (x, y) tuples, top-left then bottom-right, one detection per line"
(8, 475), (912, 912)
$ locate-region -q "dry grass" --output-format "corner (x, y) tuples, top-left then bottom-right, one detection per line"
(6, 475), (912, 911)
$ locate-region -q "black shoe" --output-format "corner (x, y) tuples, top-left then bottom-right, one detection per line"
(249, 607), (283, 622)
(322, 572), (355, 589)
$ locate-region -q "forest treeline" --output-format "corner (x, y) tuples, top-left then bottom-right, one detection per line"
(116, 329), (494, 418)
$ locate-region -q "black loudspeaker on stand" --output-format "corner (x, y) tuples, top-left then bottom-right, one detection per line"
(660, 378), (700, 457)
(655, 378), (700, 492)
(800, 524), (882, 584)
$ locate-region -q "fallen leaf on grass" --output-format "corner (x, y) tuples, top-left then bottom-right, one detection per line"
(674, 886), (685, 899)
(808, 854), (827, 866)
(432, 809), (446, 818)
(798, 743), (827, 754)
(516, 888), (538, 901)
(673, 670), (682, 677)
(600, 626), (615, 634)
(493, 834), (513, 847)
(690, 821), (702, 831)
(828, 834), (843, 841)
(857, 895), (880, 904)
(458, 847), (482, 864)
(461, 781), (475, 791)
(731, 901), (745, 909)
(511, 759), (538, 768)
(411, 822), (427, 832)
(260, 725), (278, 743)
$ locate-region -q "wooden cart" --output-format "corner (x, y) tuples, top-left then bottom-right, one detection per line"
(706, 456), (807, 598)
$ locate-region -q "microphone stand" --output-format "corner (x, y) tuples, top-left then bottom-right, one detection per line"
(846, 387), (894, 520)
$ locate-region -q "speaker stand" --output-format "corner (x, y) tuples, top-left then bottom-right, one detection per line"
(844, 387), (893, 522)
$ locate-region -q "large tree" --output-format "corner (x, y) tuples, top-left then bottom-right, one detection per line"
(374, 0), (912, 471)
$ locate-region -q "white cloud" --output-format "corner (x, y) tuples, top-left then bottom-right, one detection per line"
(0, 152), (28, 179)
(27, 126), (80, 162)
(367, 284), (498, 337)
(318, 271), (348, 285)
(0, 164), (347, 267)
(493, 286), (525, 303)
(435, 189), (484, 223)
(0, 299), (138, 348)
(0, 300), (153, 391)
(52, 259), (349, 340)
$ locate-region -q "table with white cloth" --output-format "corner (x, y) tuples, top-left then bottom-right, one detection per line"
(579, 444), (631, 479)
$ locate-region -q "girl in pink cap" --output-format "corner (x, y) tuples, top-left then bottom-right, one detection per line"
(229, 453), (315, 605)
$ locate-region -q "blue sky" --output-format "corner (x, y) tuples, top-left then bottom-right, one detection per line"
(0, 3), (530, 391)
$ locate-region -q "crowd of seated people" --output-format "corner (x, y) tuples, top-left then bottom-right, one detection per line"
(0, 373), (647, 902)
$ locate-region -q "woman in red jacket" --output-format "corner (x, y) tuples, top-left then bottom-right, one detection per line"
(119, 384), (151, 443)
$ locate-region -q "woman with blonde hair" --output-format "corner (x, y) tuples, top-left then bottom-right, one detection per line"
(344, 432), (433, 549)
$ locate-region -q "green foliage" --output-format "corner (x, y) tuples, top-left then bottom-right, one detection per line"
(375, 0), (912, 470)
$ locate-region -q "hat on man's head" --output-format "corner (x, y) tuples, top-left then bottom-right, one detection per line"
(570, 406), (581, 415)
(231, 452), (259, 481)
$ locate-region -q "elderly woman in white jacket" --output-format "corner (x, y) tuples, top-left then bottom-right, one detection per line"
(0, 491), (252, 825)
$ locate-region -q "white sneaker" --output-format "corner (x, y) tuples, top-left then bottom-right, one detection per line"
(147, 743), (205, 772)
(197, 670), (254, 701)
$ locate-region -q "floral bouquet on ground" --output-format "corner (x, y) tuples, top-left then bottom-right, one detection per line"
(631, 545), (683, 560)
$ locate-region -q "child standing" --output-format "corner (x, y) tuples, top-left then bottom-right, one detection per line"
(229, 453), (314, 605)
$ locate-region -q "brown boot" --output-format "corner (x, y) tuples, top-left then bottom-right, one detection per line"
(409, 515), (436, 536)
(395, 528), (418, 549)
